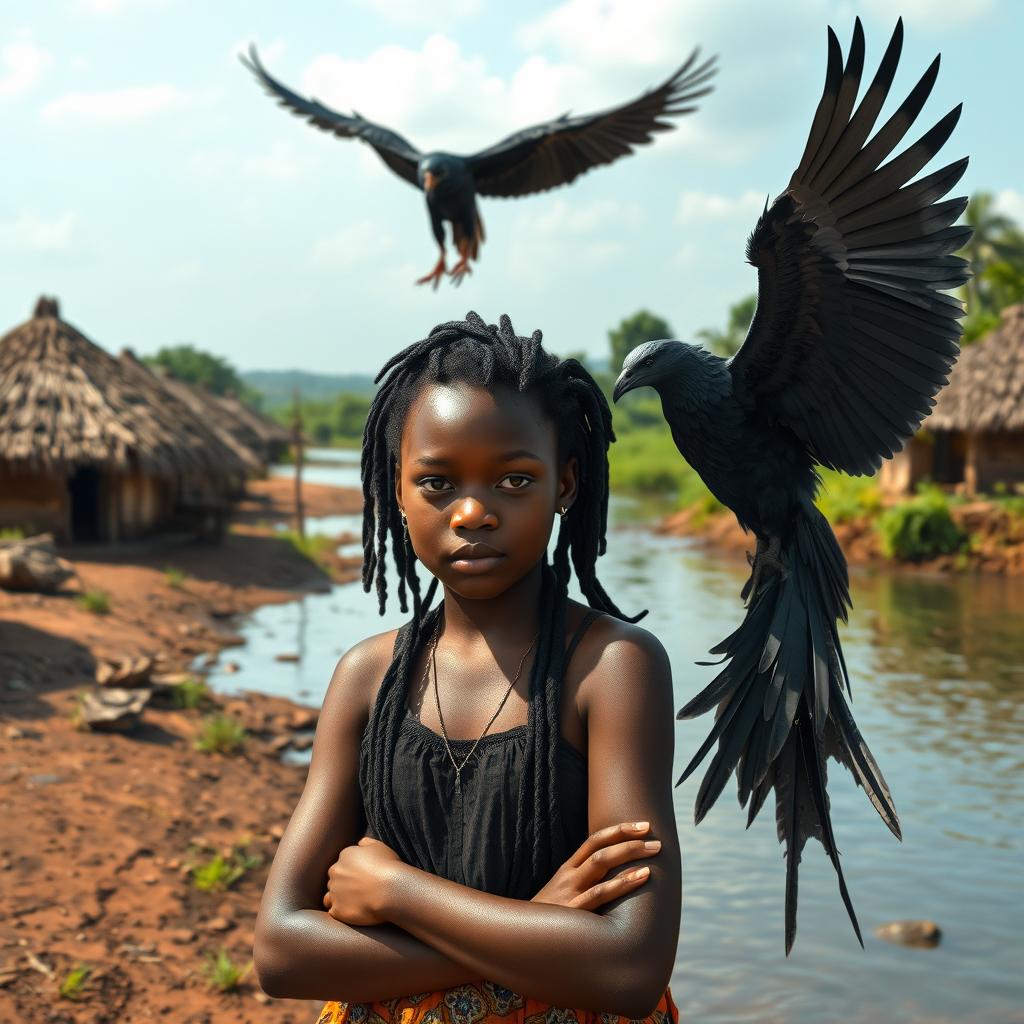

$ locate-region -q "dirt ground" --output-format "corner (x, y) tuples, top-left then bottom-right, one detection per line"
(0, 478), (363, 1024)
(656, 498), (1024, 575)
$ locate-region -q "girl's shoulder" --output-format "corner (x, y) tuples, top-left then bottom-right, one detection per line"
(565, 600), (672, 710)
(327, 626), (402, 719)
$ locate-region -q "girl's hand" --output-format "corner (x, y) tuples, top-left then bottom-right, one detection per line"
(322, 835), (403, 926)
(531, 821), (661, 911)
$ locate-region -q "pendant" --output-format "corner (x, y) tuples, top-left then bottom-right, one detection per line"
(455, 772), (462, 797)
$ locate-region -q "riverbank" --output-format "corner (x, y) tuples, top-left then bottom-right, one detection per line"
(656, 495), (1024, 574)
(0, 477), (362, 1022)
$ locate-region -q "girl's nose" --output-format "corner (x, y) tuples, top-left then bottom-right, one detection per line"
(450, 496), (498, 531)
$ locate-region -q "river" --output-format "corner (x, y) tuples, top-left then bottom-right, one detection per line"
(208, 450), (1024, 1023)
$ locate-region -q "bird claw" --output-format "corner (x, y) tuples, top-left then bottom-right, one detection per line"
(742, 536), (787, 607)
(448, 257), (472, 287)
(415, 257), (447, 291)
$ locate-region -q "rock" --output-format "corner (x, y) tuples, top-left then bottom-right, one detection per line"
(874, 919), (942, 948)
(96, 655), (153, 688)
(253, 991), (270, 1004)
(269, 824), (285, 841)
(289, 709), (318, 731)
(0, 534), (75, 593)
(78, 688), (151, 732)
(268, 735), (292, 753)
(168, 928), (195, 945)
(204, 916), (233, 933)
(222, 661), (241, 675)
(290, 733), (314, 752)
(4, 725), (25, 740)
(275, 652), (300, 663)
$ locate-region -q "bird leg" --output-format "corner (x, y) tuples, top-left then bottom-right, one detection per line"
(415, 249), (447, 291)
(741, 534), (787, 606)
(448, 238), (473, 286)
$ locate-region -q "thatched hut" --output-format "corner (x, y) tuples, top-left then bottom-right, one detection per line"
(881, 304), (1024, 496)
(0, 297), (249, 541)
(140, 365), (290, 472)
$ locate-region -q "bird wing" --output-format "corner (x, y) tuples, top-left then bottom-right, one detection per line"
(727, 18), (971, 476)
(239, 44), (422, 188)
(467, 49), (717, 198)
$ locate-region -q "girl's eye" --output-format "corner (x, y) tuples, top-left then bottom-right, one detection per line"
(500, 474), (533, 490)
(419, 477), (450, 493)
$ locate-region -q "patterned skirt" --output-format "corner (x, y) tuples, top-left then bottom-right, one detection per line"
(315, 982), (678, 1024)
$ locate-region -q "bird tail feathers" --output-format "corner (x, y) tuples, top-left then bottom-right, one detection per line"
(676, 505), (900, 954)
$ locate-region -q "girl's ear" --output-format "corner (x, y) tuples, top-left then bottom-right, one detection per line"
(394, 461), (404, 513)
(557, 455), (579, 512)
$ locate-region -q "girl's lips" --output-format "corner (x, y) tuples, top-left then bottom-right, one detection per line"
(450, 555), (506, 575)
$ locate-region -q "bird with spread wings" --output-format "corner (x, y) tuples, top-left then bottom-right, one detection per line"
(240, 45), (716, 288)
(613, 18), (971, 954)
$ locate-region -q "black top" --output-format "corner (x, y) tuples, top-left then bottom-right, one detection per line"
(358, 610), (601, 899)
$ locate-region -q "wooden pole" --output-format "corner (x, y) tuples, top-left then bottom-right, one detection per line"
(292, 387), (305, 540)
(964, 431), (979, 497)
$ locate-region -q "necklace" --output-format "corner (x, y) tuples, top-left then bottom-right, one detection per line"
(423, 612), (539, 797)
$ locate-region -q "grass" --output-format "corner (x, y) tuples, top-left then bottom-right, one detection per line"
(278, 529), (338, 565)
(201, 948), (254, 992)
(193, 712), (247, 755)
(75, 589), (111, 615)
(190, 843), (261, 892)
(609, 428), (709, 499)
(814, 469), (884, 524)
(164, 566), (188, 589)
(58, 963), (92, 1000)
(171, 675), (212, 710)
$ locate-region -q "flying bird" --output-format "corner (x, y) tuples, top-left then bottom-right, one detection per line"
(613, 17), (970, 954)
(240, 45), (717, 289)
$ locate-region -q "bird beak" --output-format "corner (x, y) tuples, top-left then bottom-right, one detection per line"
(612, 370), (634, 403)
(423, 171), (437, 193)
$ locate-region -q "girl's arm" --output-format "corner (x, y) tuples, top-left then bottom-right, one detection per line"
(373, 622), (681, 1018)
(253, 634), (482, 1002)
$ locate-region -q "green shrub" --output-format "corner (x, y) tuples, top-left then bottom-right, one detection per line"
(877, 487), (966, 560)
(76, 590), (111, 614)
(0, 526), (26, 541)
(816, 469), (883, 524)
(58, 963), (92, 1000)
(201, 948), (254, 992)
(609, 429), (709, 500)
(164, 567), (188, 589)
(193, 713), (247, 755)
(278, 529), (337, 564)
(172, 676), (212, 710)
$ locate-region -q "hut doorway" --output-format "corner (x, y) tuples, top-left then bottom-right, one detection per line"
(69, 468), (102, 540)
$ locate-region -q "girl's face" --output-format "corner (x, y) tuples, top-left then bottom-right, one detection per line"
(396, 381), (578, 601)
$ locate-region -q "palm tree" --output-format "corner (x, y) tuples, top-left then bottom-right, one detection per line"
(961, 193), (1024, 314)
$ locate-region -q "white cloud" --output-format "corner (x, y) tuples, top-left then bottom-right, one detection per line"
(0, 39), (54, 100)
(0, 211), (77, 251)
(308, 221), (395, 273)
(354, 0), (481, 28)
(861, 0), (994, 29)
(677, 189), (766, 225)
(242, 140), (317, 181)
(187, 142), (318, 183)
(70, 0), (168, 14)
(42, 84), (192, 123)
(994, 188), (1024, 225)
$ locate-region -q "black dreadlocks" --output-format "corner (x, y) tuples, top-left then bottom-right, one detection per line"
(360, 310), (644, 896)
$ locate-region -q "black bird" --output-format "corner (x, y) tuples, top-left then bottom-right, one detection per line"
(613, 18), (971, 954)
(240, 45), (716, 289)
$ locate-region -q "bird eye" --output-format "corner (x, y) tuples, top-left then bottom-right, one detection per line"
(642, 356), (655, 368)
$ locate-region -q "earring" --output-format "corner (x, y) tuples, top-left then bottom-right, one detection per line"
(558, 505), (569, 519)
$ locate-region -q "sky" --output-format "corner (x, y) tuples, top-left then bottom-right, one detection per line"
(2, 0), (1022, 375)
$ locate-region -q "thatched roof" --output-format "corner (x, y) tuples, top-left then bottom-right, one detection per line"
(0, 296), (249, 477)
(126, 358), (266, 474)
(212, 392), (291, 450)
(929, 304), (1024, 433)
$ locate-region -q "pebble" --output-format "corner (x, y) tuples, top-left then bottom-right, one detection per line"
(874, 919), (942, 948)
(275, 653), (300, 663)
(168, 928), (195, 945)
(204, 916), (233, 933)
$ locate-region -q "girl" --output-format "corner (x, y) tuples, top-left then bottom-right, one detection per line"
(253, 312), (682, 1022)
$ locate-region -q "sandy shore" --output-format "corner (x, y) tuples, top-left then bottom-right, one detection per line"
(0, 477), (362, 1023)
